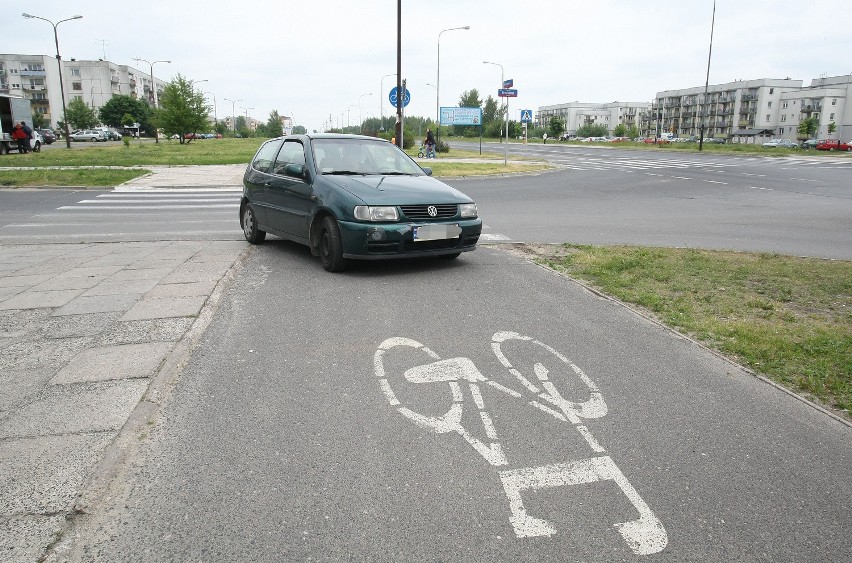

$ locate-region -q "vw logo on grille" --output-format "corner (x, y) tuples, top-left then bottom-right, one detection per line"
(427, 205), (438, 217)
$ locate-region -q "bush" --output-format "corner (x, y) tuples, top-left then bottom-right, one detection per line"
(436, 139), (449, 153)
(122, 136), (131, 148)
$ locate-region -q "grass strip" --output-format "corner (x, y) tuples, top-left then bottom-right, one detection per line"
(526, 243), (852, 415)
(0, 168), (149, 187)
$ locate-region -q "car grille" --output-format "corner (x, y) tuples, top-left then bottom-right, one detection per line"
(367, 234), (479, 255)
(399, 204), (458, 220)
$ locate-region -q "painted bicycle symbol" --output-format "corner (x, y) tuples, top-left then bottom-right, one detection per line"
(374, 331), (668, 555)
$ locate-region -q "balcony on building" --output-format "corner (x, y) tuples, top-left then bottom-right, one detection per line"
(741, 93), (758, 101)
(20, 69), (47, 77)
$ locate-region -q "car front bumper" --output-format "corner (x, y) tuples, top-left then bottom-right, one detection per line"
(338, 218), (482, 260)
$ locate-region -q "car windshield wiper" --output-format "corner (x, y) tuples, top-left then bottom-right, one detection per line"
(324, 170), (364, 175)
(378, 171), (414, 176)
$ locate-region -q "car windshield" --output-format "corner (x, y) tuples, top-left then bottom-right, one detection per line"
(312, 138), (425, 176)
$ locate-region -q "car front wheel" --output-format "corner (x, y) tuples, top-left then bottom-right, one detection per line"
(318, 216), (347, 272)
(241, 203), (266, 244)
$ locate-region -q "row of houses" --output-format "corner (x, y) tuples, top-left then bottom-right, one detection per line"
(536, 74), (851, 142)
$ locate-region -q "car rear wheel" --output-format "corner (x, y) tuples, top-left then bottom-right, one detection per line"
(241, 203), (266, 244)
(32, 142), (40, 153)
(318, 216), (347, 272)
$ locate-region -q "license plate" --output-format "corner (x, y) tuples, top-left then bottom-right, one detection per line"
(413, 224), (461, 241)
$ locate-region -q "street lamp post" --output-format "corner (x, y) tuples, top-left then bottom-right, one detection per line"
(203, 91), (217, 130)
(379, 73), (395, 131)
(436, 25), (470, 147)
(483, 60), (508, 165)
(224, 98), (242, 134)
(22, 12), (83, 149)
(133, 57), (170, 143)
(241, 107), (254, 134)
(698, 0), (716, 152)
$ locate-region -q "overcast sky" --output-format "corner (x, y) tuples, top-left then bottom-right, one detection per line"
(8, 0), (852, 131)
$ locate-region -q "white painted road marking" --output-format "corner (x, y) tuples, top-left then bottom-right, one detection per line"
(374, 332), (667, 554)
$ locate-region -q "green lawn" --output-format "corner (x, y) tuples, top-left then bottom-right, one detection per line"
(516, 243), (852, 417)
(0, 168), (149, 187)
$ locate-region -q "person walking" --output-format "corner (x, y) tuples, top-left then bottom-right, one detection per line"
(12, 123), (28, 154)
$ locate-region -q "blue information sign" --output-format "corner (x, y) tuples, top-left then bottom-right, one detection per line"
(388, 87), (411, 108)
(440, 107), (482, 126)
(520, 109), (533, 123)
(498, 88), (518, 98)
(503, 79), (514, 88)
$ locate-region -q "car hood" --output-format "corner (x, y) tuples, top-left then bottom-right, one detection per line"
(322, 174), (473, 205)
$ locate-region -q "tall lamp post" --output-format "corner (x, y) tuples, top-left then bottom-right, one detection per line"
(22, 12), (83, 149)
(133, 57), (170, 143)
(379, 73), (395, 131)
(203, 91), (217, 130)
(241, 107), (254, 134)
(224, 98), (242, 134)
(698, 0), (716, 152)
(436, 25), (470, 146)
(483, 60), (508, 165)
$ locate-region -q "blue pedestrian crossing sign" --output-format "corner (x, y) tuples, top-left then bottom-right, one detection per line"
(520, 109), (533, 123)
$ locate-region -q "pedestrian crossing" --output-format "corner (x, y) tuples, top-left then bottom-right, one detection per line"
(56, 186), (242, 211)
(551, 154), (852, 172)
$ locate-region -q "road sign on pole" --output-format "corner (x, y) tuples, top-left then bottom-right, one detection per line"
(498, 88), (518, 98)
(503, 79), (513, 89)
(520, 109), (532, 123)
(389, 87), (411, 108)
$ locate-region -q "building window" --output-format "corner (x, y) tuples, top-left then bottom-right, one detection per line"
(70, 68), (80, 77)
(782, 101), (788, 109)
(832, 98), (837, 105)
(830, 113), (835, 120)
(781, 115), (786, 122)
(769, 88), (774, 94)
(766, 114), (771, 122)
(72, 95), (83, 101)
(72, 82), (82, 90)
(768, 101), (772, 108)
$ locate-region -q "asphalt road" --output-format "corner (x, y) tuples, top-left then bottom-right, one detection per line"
(452, 141), (852, 259)
(68, 242), (851, 562)
(5, 148), (851, 561)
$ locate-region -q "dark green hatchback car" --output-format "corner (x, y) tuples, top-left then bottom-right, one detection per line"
(240, 134), (482, 272)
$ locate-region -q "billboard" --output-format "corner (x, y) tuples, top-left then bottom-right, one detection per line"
(440, 107), (482, 126)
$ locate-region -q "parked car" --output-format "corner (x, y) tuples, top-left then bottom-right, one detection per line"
(801, 139), (820, 150)
(816, 139), (852, 152)
(240, 133), (482, 272)
(762, 139), (798, 148)
(69, 129), (108, 142)
(36, 128), (56, 144)
(643, 137), (671, 145)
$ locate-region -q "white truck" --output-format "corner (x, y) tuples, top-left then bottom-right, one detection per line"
(1, 94), (43, 154)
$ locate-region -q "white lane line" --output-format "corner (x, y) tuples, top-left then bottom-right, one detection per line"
(671, 176), (692, 180)
(789, 177), (819, 182)
(704, 180), (727, 185)
(96, 193), (238, 198)
(79, 198), (237, 203)
(57, 204), (240, 210)
(748, 186), (773, 191)
(644, 173), (662, 176)
(741, 173), (765, 177)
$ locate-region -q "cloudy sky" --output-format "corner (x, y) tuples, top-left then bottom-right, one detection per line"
(8, 0), (852, 131)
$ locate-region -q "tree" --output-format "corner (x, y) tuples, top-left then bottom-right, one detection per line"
(155, 74), (211, 143)
(99, 95), (152, 133)
(482, 96), (499, 125)
(548, 115), (566, 139)
(613, 123), (627, 137)
(576, 123), (609, 137)
(797, 116), (818, 138)
(64, 97), (99, 130)
(292, 125), (307, 134)
(458, 89), (481, 108)
(265, 110), (284, 138)
(828, 121), (837, 137)
(626, 125), (640, 139)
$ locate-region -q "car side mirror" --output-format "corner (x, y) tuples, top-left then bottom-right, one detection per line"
(420, 166), (433, 176)
(284, 163), (307, 180)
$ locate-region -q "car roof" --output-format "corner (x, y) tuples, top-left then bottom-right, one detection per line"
(275, 133), (392, 143)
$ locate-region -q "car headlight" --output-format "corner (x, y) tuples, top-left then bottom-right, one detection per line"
(354, 205), (399, 221)
(459, 203), (478, 218)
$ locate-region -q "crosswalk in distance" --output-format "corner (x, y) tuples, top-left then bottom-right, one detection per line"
(56, 187), (242, 211)
(551, 154), (852, 172)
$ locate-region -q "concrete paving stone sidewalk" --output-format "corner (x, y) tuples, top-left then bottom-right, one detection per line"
(0, 239), (248, 562)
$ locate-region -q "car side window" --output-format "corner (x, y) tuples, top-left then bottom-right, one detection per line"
(252, 140), (284, 173)
(272, 141), (307, 176)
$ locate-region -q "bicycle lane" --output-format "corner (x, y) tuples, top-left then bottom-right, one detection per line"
(52, 243), (852, 562)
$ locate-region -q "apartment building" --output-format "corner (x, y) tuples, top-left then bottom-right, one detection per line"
(536, 101), (651, 135)
(0, 54), (168, 129)
(645, 75), (850, 142)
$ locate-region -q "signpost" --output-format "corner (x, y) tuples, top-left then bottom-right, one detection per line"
(497, 87), (518, 164)
(440, 107), (483, 154)
(520, 109), (532, 144)
(388, 86), (411, 108)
